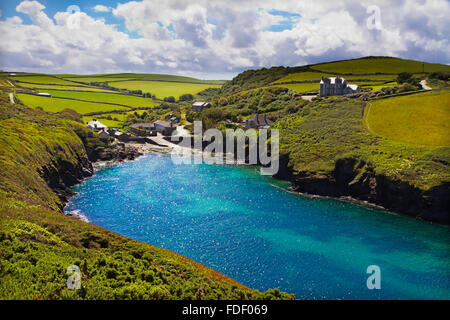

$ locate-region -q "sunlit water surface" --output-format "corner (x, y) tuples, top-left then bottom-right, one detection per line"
(65, 154), (450, 299)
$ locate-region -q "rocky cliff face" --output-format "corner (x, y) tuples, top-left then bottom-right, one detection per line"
(40, 143), (142, 210)
(276, 156), (449, 224)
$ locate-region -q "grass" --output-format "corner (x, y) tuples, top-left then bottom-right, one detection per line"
(309, 57), (450, 74)
(367, 90), (450, 146)
(273, 96), (450, 190)
(17, 94), (130, 114)
(273, 72), (396, 83)
(41, 90), (158, 109)
(109, 80), (223, 99)
(15, 83), (118, 92)
(11, 75), (80, 86)
(63, 77), (138, 83)
(62, 74), (226, 84)
(365, 82), (398, 91)
(268, 83), (319, 93)
(0, 92), (294, 300)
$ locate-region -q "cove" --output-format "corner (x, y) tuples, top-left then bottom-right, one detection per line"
(65, 153), (450, 299)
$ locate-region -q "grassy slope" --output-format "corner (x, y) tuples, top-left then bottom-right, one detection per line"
(367, 90), (450, 146)
(273, 96), (450, 191)
(109, 81), (223, 99)
(309, 57), (450, 74)
(0, 93), (293, 300)
(17, 94), (130, 114)
(39, 90), (158, 109)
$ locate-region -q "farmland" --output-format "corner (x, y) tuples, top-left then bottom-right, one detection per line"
(12, 75), (82, 86)
(15, 83), (118, 92)
(39, 90), (158, 109)
(308, 57), (450, 74)
(273, 72), (396, 83)
(108, 80), (223, 99)
(367, 90), (450, 146)
(17, 94), (130, 114)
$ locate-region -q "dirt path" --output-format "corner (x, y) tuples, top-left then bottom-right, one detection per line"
(9, 93), (15, 104)
(363, 102), (375, 134)
(420, 79), (432, 90)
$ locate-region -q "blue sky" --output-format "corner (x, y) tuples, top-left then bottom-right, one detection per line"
(0, 0), (448, 78)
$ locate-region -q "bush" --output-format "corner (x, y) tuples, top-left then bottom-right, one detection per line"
(164, 96), (176, 103)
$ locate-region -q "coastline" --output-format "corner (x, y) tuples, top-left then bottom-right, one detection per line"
(64, 140), (432, 227)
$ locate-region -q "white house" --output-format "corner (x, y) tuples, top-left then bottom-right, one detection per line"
(37, 92), (51, 97)
(319, 77), (360, 97)
(87, 119), (108, 131)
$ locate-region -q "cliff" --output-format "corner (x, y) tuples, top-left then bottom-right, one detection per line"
(0, 95), (294, 300)
(272, 97), (449, 224)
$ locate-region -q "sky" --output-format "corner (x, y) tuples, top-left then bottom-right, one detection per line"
(0, 0), (449, 79)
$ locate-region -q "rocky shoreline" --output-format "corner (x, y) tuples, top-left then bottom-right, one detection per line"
(275, 154), (449, 225)
(54, 139), (448, 225)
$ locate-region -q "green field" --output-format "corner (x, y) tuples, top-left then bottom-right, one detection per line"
(17, 94), (130, 114)
(365, 82), (398, 91)
(41, 90), (158, 108)
(16, 83), (119, 92)
(367, 90), (450, 146)
(63, 77), (137, 83)
(309, 57), (450, 74)
(108, 80), (223, 99)
(62, 73), (226, 84)
(269, 82), (319, 93)
(273, 72), (396, 84)
(12, 75), (80, 85)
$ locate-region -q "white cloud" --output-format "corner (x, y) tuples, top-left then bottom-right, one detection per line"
(0, 0), (448, 78)
(93, 5), (110, 13)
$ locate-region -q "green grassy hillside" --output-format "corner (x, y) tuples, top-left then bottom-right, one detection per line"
(367, 90), (450, 146)
(108, 80), (223, 99)
(17, 94), (130, 114)
(309, 57), (450, 74)
(0, 91), (294, 300)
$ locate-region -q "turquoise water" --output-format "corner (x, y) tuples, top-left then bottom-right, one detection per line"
(65, 153), (450, 299)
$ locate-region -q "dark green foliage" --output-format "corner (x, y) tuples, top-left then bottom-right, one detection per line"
(179, 94), (194, 101)
(428, 71), (450, 81)
(163, 96), (176, 103)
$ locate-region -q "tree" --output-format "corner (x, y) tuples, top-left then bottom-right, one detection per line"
(164, 96), (176, 103)
(179, 94), (194, 101)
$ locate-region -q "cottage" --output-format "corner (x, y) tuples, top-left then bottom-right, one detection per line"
(114, 131), (130, 142)
(192, 101), (211, 112)
(154, 120), (177, 136)
(87, 119), (108, 131)
(319, 77), (360, 97)
(98, 129), (110, 142)
(244, 114), (272, 129)
(37, 92), (51, 97)
(130, 123), (157, 136)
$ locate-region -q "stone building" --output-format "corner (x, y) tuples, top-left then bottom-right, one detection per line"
(319, 77), (360, 97)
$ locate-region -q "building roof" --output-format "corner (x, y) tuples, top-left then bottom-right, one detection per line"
(347, 84), (359, 90)
(154, 120), (172, 128)
(87, 119), (108, 130)
(37, 92), (51, 96)
(193, 101), (210, 107)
